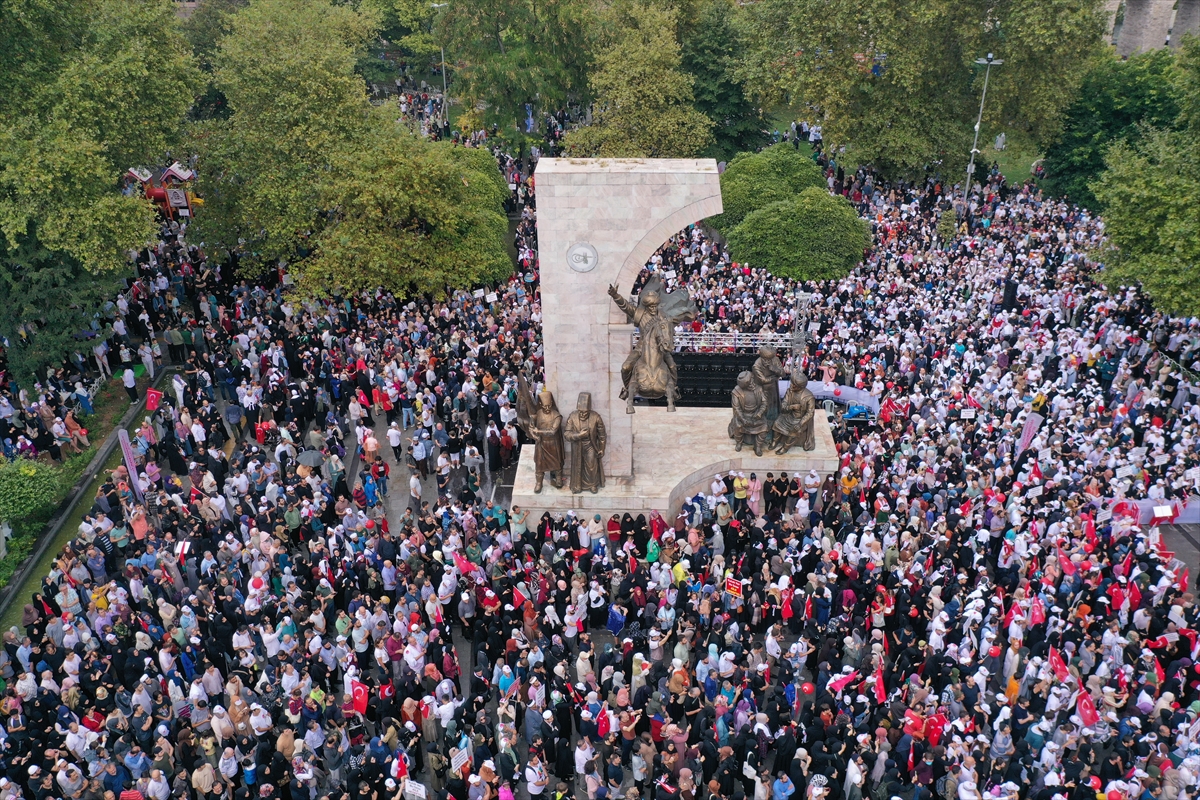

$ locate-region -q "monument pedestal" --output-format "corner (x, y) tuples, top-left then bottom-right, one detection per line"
(511, 408), (840, 517)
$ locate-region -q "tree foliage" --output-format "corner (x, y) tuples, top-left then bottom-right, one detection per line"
(0, 0), (200, 274)
(679, 0), (766, 161)
(725, 187), (870, 281)
(1090, 38), (1200, 316)
(0, 234), (121, 385)
(1041, 48), (1180, 207)
(735, 0), (1105, 177)
(189, 0), (378, 268)
(711, 144), (825, 234)
(190, 0), (511, 296)
(563, 3), (713, 158)
(438, 0), (591, 137)
(298, 108), (512, 297)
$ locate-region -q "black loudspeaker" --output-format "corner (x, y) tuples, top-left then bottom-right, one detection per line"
(1002, 279), (1019, 311)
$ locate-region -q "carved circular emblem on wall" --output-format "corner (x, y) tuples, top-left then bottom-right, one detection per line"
(567, 242), (599, 273)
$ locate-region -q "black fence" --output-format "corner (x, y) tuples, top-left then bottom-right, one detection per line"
(632, 352), (758, 407)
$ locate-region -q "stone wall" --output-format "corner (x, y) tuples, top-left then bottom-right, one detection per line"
(533, 158), (723, 479)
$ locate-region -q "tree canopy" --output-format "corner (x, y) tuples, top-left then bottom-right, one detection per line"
(711, 144), (825, 234)
(0, 0), (200, 274)
(735, 0), (1105, 176)
(1090, 37), (1200, 316)
(562, 3), (713, 158)
(189, 0), (511, 296)
(725, 187), (870, 281)
(1040, 48), (1181, 207)
(437, 0), (592, 138)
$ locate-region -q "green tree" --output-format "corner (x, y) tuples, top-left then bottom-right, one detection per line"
(437, 0), (591, 137)
(297, 108), (511, 296)
(680, 0), (766, 161)
(191, 0), (510, 295)
(0, 0), (200, 275)
(711, 144), (825, 234)
(1041, 49), (1180, 207)
(0, 235), (121, 385)
(735, 0), (1105, 177)
(725, 187), (869, 281)
(188, 0), (379, 269)
(1089, 36), (1200, 315)
(563, 3), (712, 157)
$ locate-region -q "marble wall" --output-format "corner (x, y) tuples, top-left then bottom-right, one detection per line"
(533, 158), (723, 479)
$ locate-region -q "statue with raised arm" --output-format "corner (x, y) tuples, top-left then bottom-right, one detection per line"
(607, 274), (697, 414)
(773, 369), (817, 454)
(530, 390), (565, 493)
(563, 392), (606, 493)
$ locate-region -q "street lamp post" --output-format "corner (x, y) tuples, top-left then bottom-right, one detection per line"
(964, 53), (1003, 203)
(431, 3), (449, 130)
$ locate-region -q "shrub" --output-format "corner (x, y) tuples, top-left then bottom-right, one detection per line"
(725, 187), (870, 281)
(710, 144), (825, 234)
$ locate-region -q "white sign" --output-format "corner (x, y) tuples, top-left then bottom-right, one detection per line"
(1187, 467), (1200, 481)
(1026, 485), (1043, 499)
(1115, 465), (1135, 479)
(1130, 447), (1148, 462)
(1096, 508), (1113, 523)
(684, 256), (695, 265)
(451, 749), (470, 773)
(1154, 505), (1174, 519)
(808, 322), (821, 333)
(485, 292), (498, 303)
(508, 183), (517, 191)
(1155, 454), (1170, 466)
(1038, 448), (1052, 463)
(664, 270), (677, 279)
(960, 409), (976, 419)
(473, 289), (486, 298)
(405, 782), (428, 800)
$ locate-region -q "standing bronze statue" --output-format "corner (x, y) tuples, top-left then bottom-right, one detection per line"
(729, 371), (771, 456)
(751, 345), (786, 421)
(529, 390), (565, 492)
(563, 392), (606, 493)
(607, 274), (697, 414)
(773, 370), (817, 453)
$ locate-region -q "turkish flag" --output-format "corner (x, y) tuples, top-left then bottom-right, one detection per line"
(1049, 647), (1069, 681)
(351, 680), (370, 714)
(1077, 692), (1100, 727)
(1058, 548), (1077, 576)
(828, 671), (860, 694)
(874, 662), (887, 704)
(145, 387), (163, 411)
(1179, 568), (1191, 595)
(1030, 597), (1046, 625)
(1154, 657), (1165, 685)
(512, 585), (528, 607)
(379, 681), (395, 699)
(452, 551), (477, 575)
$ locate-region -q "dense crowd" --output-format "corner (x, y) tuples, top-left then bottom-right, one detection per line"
(0, 131), (1198, 800)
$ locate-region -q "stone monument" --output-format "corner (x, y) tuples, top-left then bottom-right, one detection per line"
(511, 158), (839, 517)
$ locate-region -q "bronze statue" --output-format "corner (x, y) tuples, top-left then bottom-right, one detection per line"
(773, 370), (817, 453)
(563, 392), (606, 494)
(607, 274), (697, 414)
(751, 345), (785, 422)
(530, 390), (565, 492)
(729, 370), (771, 456)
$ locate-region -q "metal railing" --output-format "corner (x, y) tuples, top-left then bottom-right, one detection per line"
(632, 330), (796, 352)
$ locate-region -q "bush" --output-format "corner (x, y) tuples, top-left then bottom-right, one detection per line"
(0, 458), (64, 537)
(710, 144), (825, 234)
(725, 187), (870, 281)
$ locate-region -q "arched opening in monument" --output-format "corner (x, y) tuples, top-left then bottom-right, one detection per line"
(621, 221), (809, 408)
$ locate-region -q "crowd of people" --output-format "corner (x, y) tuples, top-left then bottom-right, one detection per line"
(0, 128), (1198, 800)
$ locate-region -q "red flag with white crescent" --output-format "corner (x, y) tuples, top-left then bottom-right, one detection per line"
(351, 680), (369, 714)
(1030, 597), (1046, 625)
(874, 662), (887, 704)
(1049, 647), (1069, 681)
(1077, 692), (1100, 727)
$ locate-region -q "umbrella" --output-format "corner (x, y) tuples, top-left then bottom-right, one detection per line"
(296, 450), (325, 468)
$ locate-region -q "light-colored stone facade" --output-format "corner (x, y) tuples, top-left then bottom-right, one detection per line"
(534, 158), (724, 480)
(518, 158), (841, 518)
